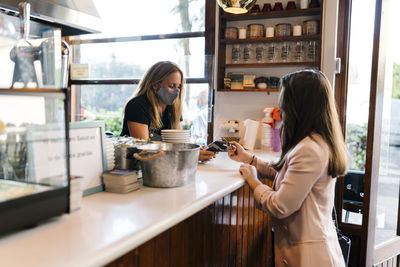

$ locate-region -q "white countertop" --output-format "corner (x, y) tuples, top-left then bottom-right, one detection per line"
(0, 152), (279, 267)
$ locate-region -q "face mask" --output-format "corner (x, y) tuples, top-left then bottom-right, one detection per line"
(156, 87), (180, 105)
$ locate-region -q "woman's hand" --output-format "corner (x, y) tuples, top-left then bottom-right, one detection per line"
(199, 149), (216, 163)
(228, 141), (252, 163)
(239, 164), (262, 190)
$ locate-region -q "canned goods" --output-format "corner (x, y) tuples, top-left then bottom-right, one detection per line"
(247, 24), (264, 38)
(303, 20), (320, 35)
(225, 27), (238, 40)
(275, 23), (292, 37)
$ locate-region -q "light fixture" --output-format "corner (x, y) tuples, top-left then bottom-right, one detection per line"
(216, 0), (257, 14)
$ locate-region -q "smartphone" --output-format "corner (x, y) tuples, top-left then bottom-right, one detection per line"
(206, 140), (228, 152)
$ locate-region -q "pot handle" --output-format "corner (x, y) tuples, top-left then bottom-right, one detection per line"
(133, 150), (165, 161)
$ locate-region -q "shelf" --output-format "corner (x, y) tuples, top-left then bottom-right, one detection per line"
(0, 88), (65, 93)
(218, 88), (280, 92)
(0, 88), (67, 97)
(221, 35), (321, 44)
(221, 8), (321, 21)
(224, 62), (320, 68)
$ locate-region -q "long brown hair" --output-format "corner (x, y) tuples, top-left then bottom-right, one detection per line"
(272, 70), (348, 178)
(128, 61), (184, 129)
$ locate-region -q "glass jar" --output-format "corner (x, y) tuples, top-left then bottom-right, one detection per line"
(266, 43), (277, 62)
(255, 45), (265, 63)
(231, 44), (241, 64)
(306, 40), (319, 62)
(293, 41), (305, 62)
(280, 41), (291, 62)
(243, 44), (252, 63)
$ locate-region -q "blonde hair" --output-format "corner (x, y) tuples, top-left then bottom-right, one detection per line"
(273, 70), (349, 178)
(130, 61), (184, 129)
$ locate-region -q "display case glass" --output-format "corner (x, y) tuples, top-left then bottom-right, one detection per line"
(0, 88), (69, 234)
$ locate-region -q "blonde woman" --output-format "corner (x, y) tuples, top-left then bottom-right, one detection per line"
(121, 61), (215, 162)
(228, 70), (349, 267)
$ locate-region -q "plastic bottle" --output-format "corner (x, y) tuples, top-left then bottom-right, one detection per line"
(273, 121), (282, 152)
(261, 107), (274, 151)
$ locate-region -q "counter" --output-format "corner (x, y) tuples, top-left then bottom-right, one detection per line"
(0, 152), (279, 267)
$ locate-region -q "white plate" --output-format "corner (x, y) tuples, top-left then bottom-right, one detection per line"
(161, 129), (190, 133)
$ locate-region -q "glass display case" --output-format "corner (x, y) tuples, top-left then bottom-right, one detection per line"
(0, 88), (69, 234)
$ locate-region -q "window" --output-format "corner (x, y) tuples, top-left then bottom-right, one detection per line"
(70, 0), (213, 143)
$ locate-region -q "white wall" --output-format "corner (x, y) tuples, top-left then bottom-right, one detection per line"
(213, 0), (339, 148)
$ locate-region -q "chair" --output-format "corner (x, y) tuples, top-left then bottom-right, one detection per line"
(343, 170), (364, 222)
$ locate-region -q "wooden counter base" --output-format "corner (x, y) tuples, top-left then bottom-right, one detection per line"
(106, 180), (273, 267)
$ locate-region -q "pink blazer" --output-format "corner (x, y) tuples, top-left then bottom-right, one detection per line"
(253, 134), (345, 267)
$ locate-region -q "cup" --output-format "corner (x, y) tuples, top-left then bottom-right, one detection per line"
(300, 0), (308, 9)
(273, 2), (283, 11)
(293, 25), (302, 36)
(286, 1), (296, 10)
(262, 3), (272, 12)
(266, 26), (275, 37)
(250, 4), (261, 13)
(309, 0), (320, 8)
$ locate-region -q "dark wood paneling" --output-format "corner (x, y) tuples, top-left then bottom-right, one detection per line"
(106, 181), (273, 267)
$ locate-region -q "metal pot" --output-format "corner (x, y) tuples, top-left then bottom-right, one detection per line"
(133, 143), (200, 188)
(114, 146), (141, 170)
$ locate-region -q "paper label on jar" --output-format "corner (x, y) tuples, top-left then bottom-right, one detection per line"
(71, 64), (89, 79)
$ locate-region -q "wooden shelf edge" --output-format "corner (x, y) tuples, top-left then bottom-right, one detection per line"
(221, 35), (321, 44)
(217, 88), (280, 92)
(224, 62), (319, 67)
(221, 8), (321, 21)
(0, 88), (66, 93)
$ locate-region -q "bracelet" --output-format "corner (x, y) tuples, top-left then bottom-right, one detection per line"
(249, 154), (255, 165)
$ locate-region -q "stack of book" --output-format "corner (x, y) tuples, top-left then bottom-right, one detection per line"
(70, 175), (83, 212)
(102, 170), (141, 194)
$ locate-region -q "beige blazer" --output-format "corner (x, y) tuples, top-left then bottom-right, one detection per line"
(254, 134), (345, 267)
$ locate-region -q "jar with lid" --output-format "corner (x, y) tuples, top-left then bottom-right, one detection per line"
(231, 44), (241, 64)
(279, 42), (291, 62)
(243, 44), (252, 63)
(266, 43), (277, 63)
(293, 41), (305, 62)
(255, 44), (265, 63)
(306, 40), (319, 62)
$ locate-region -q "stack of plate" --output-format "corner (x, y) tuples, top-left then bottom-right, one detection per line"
(161, 129), (190, 143)
(105, 138), (115, 170)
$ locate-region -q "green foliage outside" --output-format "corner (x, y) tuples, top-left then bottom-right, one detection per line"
(346, 123), (367, 172)
(393, 63), (400, 99)
(94, 109), (124, 137)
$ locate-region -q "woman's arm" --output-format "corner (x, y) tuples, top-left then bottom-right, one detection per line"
(253, 157), (277, 182)
(127, 121), (149, 140)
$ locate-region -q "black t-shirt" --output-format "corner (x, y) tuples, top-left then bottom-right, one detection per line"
(120, 94), (173, 141)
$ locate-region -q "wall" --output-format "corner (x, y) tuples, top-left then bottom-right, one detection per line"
(213, 0), (339, 148)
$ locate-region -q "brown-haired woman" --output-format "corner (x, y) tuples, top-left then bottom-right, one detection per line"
(121, 61), (215, 162)
(228, 70), (349, 267)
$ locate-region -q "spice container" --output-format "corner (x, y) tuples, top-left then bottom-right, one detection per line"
(279, 42), (291, 62)
(275, 23), (292, 37)
(293, 41), (305, 62)
(247, 24), (264, 38)
(303, 20), (319, 35)
(225, 27), (238, 40)
(255, 45), (265, 63)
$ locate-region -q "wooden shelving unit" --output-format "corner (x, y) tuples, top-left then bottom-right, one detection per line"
(220, 7), (321, 20)
(218, 88), (280, 92)
(216, 4), (324, 92)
